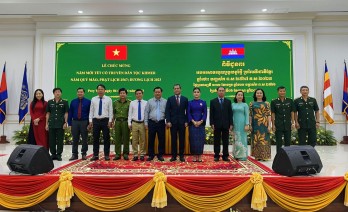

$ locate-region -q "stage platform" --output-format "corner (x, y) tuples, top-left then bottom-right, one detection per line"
(0, 144), (348, 211)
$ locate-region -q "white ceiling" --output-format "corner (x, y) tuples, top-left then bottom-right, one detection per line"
(0, 0), (347, 18)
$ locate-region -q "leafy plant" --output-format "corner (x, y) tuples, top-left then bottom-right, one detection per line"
(13, 125), (30, 145)
(205, 126), (337, 146)
(13, 125), (337, 146)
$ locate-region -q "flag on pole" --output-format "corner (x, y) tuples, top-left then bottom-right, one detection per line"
(342, 61), (348, 120)
(323, 62), (334, 124)
(18, 63), (29, 124)
(0, 63), (8, 125)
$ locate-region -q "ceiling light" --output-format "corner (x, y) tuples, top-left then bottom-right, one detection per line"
(78, 10), (83, 14)
(262, 9), (268, 12)
(138, 10), (144, 14)
(200, 9), (206, 13)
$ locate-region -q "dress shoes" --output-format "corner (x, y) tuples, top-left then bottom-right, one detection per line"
(146, 157), (154, 161)
(81, 154), (87, 160)
(157, 156), (165, 161)
(69, 155), (78, 161)
(57, 155), (62, 161)
(132, 156), (139, 161)
(222, 157), (230, 162)
(113, 155), (121, 160)
(214, 157), (219, 162)
(50, 155), (57, 160)
(140, 156), (145, 161)
(179, 156), (185, 162)
(90, 156), (99, 161)
(104, 156), (110, 161)
(123, 155), (129, 160)
(169, 157), (177, 162)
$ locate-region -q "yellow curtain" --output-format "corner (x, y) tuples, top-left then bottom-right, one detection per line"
(151, 172), (167, 208)
(250, 172), (267, 211)
(73, 179), (154, 211)
(0, 181), (59, 209)
(57, 171), (74, 211)
(344, 172), (348, 206)
(264, 182), (345, 212)
(166, 180), (252, 211)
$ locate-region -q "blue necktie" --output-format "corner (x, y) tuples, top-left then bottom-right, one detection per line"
(98, 97), (102, 116)
(220, 98), (223, 109)
(138, 100), (141, 121)
(156, 100), (160, 121)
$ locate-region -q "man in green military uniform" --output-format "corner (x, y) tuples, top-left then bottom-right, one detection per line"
(294, 86), (320, 147)
(45, 88), (69, 161)
(113, 88), (131, 160)
(271, 86), (295, 153)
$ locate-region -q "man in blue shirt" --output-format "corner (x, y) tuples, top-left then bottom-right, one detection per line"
(68, 87), (91, 160)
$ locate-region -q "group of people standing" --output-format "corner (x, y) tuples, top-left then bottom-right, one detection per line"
(27, 84), (319, 162)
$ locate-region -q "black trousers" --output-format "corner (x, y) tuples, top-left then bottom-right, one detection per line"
(298, 127), (316, 147)
(170, 123), (186, 157)
(213, 127), (229, 158)
(92, 118), (110, 156)
(275, 129), (291, 153)
(71, 120), (89, 156)
(148, 120), (165, 158)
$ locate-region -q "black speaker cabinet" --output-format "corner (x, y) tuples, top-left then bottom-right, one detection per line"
(7, 144), (54, 175)
(272, 145), (322, 177)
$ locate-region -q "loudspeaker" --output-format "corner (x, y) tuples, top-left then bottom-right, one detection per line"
(7, 144), (54, 175)
(272, 145), (322, 177)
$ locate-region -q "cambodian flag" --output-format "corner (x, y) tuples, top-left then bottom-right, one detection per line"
(0, 63), (8, 125)
(221, 44), (245, 59)
(342, 61), (348, 120)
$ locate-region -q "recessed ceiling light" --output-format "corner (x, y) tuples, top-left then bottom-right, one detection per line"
(138, 10), (144, 14)
(262, 9), (268, 12)
(78, 10), (83, 14)
(200, 9), (206, 13)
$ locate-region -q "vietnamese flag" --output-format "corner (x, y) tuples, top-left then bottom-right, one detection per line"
(105, 45), (128, 60)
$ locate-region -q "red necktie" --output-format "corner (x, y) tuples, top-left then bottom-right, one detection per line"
(176, 95), (180, 106)
(77, 99), (82, 119)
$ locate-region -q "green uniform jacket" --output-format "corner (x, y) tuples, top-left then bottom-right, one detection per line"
(46, 99), (69, 128)
(294, 96), (319, 129)
(271, 97), (295, 131)
(113, 99), (131, 119)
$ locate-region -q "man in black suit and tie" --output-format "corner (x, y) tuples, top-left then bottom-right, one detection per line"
(165, 84), (188, 162)
(210, 86), (233, 162)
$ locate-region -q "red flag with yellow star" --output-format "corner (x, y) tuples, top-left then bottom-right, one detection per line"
(105, 45), (127, 60)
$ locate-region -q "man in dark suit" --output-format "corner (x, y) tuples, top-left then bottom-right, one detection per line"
(210, 86), (233, 162)
(165, 84), (188, 162)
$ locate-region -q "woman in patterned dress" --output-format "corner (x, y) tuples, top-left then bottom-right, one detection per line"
(232, 91), (249, 161)
(249, 88), (272, 161)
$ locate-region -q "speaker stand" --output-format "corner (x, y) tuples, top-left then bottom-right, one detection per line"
(341, 136), (348, 144)
(0, 135), (9, 144)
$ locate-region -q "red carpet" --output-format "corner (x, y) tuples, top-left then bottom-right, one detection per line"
(50, 152), (277, 176)
(0, 154), (6, 157)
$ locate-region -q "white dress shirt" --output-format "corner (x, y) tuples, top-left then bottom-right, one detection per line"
(128, 99), (147, 126)
(89, 95), (113, 122)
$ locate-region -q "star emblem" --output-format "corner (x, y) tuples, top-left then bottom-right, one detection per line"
(113, 49), (120, 56)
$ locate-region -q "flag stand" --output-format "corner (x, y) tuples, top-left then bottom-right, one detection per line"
(341, 122), (348, 144)
(0, 125), (8, 144)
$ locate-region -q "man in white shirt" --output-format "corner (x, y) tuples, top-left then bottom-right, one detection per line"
(128, 89), (147, 161)
(88, 84), (113, 161)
